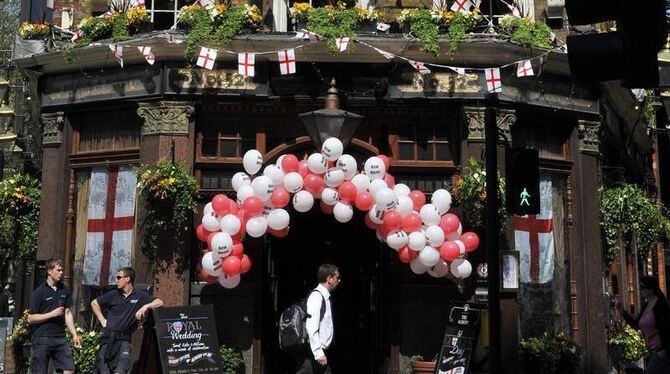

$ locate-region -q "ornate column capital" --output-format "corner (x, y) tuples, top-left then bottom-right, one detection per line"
(577, 119), (601, 155)
(41, 112), (65, 147)
(462, 107), (516, 142)
(137, 101), (195, 136)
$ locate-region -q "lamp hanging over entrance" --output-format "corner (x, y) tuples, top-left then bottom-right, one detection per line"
(299, 79), (363, 150)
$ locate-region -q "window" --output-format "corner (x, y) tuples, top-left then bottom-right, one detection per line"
(397, 123), (452, 161)
(74, 112), (141, 153)
(148, 0), (191, 30)
(198, 121), (256, 160)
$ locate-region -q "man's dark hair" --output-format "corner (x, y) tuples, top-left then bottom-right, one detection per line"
(640, 276), (665, 299)
(118, 267), (135, 284)
(46, 258), (63, 271)
(317, 264), (338, 284)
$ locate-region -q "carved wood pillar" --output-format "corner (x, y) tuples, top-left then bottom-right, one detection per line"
(462, 106), (516, 143)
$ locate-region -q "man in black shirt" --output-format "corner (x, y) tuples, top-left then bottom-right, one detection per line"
(27, 258), (81, 374)
(92, 267), (163, 374)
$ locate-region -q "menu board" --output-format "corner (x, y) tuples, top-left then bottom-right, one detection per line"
(435, 302), (484, 374)
(154, 305), (222, 373)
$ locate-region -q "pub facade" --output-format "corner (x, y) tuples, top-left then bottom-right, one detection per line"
(14, 1), (619, 373)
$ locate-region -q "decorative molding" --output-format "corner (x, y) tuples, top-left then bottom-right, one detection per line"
(577, 120), (601, 155)
(41, 112), (65, 146)
(137, 101), (195, 136)
(462, 107), (516, 142)
(497, 109), (516, 143)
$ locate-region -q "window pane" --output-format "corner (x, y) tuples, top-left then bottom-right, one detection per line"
(152, 12), (175, 30)
(220, 125), (239, 137)
(399, 142), (414, 160)
(241, 139), (256, 155)
(417, 142), (432, 160)
(154, 0), (174, 10)
(202, 138), (217, 157)
(221, 140), (237, 157)
(435, 143), (452, 161)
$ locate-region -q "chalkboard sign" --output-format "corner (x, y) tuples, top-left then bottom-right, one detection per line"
(154, 305), (222, 373)
(435, 302), (484, 374)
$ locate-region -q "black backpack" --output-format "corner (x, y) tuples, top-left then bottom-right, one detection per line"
(278, 289), (325, 352)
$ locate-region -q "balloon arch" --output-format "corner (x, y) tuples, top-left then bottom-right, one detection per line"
(197, 137), (480, 289)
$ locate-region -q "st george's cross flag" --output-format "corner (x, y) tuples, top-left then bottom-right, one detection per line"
(278, 49), (296, 75)
(516, 59), (534, 77)
(450, 0), (474, 12)
(238, 52), (256, 77)
(409, 60), (431, 75)
(514, 175), (555, 284)
(484, 68), (502, 93)
(335, 37), (350, 52)
(137, 46), (155, 65)
(196, 47), (217, 70)
(109, 44), (123, 68)
(82, 166), (137, 286)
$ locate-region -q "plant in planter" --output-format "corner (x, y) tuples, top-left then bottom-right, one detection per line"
(452, 158), (506, 234)
(520, 331), (582, 374)
(219, 344), (245, 374)
(0, 172), (41, 262)
(354, 6), (383, 33)
(18, 22), (50, 39)
(445, 10), (481, 53)
(9, 309), (31, 373)
(305, 3), (358, 53)
(397, 9), (442, 55)
(67, 325), (102, 374)
(608, 323), (647, 364)
(498, 15), (553, 49)
(76, 8), (150, 45)
(290, 2), (312, 30)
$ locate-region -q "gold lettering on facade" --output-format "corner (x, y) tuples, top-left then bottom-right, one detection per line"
(399, 72), (482, 94)
(172, 69), (259, 90)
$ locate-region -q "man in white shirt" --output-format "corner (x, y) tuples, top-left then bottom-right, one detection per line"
(297, 263), (341, 374)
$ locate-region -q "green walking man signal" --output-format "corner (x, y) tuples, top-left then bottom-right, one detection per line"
(506, 148), (540, 215)
(519, 188), (530, 207)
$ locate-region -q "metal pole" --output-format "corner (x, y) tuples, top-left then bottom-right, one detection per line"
(485, 93), (501, 373)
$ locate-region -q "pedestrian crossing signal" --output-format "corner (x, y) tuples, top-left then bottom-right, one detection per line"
(506, 148), (540, 215)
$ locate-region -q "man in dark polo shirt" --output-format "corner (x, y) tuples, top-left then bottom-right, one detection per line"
(92, 267), (163, 374)
(27, 258), (81, 374)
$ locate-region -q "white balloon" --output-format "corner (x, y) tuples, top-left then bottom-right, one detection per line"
(396, 196), (413, 217)
(408, 231), (427, 251)
(351, 173), (371, 193)
(236, 185), (255, 204)
(242, 150), (263, 175)
(409, 258), (428, 274)
(263, 164), (285, 188)
(324, 168), (345, 188)
(454, 240), (467, 257)
(337, 155), (358, 180)
(202, 213), (220, 232)
(431, 189), (452, 215)
(267, 209), (290, 230)
(251, 175), (275, 201)
(307, 153), (328, 174)
(219, 214), (241, 236)
(333, 202), (354, 223)
(218, 273), (241, 289)
(419, 246), (440, 267)
(393, 183), (411, 197)
(231, 172), (251, 192)
(375, 188), (398, 211)
(369, 179), (388, 197)
(428, 261), (450, 278)
(450, 259), (473, 279)
(322, 137), (344, 161)
(203, 202), (214, 216)
(321, 188), (340, 205)
(283, 172), (304, 193)
(202, 252), (222, 277)
(364, 157), (386, 180)
(419, 204), (441, 226)
(368, 204), (385, 224)
(425, 225), (445, 247)
(246, 216), (268, 238)
(211, 232), (233, 258)
(386, 230), (409, 250)
(457, 223), (463, 236)
(276, 155), (286, 171)
(263, 203), (273, 217)
(292, 190), (314, 212)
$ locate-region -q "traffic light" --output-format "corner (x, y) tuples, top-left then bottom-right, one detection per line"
(565, 0), (668, 88)
(505, 148), (540, 216)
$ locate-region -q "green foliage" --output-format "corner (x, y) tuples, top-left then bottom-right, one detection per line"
(75, 9), (149, 46)
(0, 172), (41, 261)
(67, 325), (102, 374)
(401, 9), (441, 55)
(0, 0), (21, 50)
(446, 11), (480, 54)
(138, 160), (197, 262)
(78, 16), (113, 42)
(499, 15), (553, 49)
(599, 183), (670, 268)
(608, 324), (647, 362)
(9, 310), (31, 373)
(452, 158), (506, 233)
(219, 345), (244, 374)
(640, 90), (657, 126)
(520, 331), (582, 374)
(306, 6), (358, 53)
(181, 6), (214, 64)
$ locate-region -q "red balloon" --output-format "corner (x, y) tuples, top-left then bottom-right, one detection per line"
(270, 187), (290, 208)
(243, 196), (263, 217)
(440, 213), (461, 234)
(297, 160), (310, 177)
(235, 209), (247, 237)
(383, 211), (402, 231)
(383, 173), (396, 188)
(439, 241), (460, 261)
(460, 232), (480, 252)
(408, 190), (426, 211)
(398, 246), (417, 263)
(354, 191), (374, 211)
(269, 227), (289, 238)
(227, 200), (239, 214)
(199, 269), (218, 284)
(240, 254), (252, 274)
(303, 173), (325, 195)
(196, 224), (214, 242)
(378, 225), (391, 239)
(207, 231), (218, 250)
(377, 154), (391, 171)
(222, 256), (242, 276)
(232, 242), (244, 259)
(320, 201), (334, 214)
(338, 182), (358, 203)
(211, 194), (229, 216)
(281, 154), (299, 173)
(364, 214), (378, 230)
(402, 212), (423, 233)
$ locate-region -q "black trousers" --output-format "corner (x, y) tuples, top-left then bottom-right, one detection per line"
(295, 347), (332, 374)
